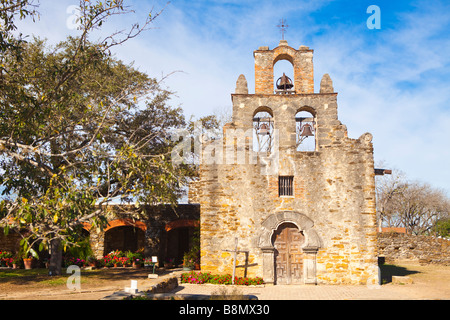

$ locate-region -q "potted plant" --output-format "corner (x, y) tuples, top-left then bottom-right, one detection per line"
(87, 256), (98, 267)
(132, 258), (142, 269)
(194, 258), (201, 271)
(23, 256), (33, 270)
(0, 251), (13, 268)
(105, 259), (114, 268)
(12, 254), (21, 269)
(119, 257), (130, 267)
(164, 258), (174, 269)
(113, 256), (120, 268)
(125, 251), (139, 268)
(129, 252), (144, 269)
(183, 252), (195, 271)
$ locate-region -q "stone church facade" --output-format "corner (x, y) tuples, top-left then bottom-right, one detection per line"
(1, 40), (380, 285)
(190, 40), (379, 285)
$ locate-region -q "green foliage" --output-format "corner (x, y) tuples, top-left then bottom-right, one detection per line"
(180, 271), (265, 286)
(65, 236), (93, 261)
(0, 0), (189, 268)
(0, 0), (38, 54)
(125, 250), (143, 262)
(435, 218), (450, 238)
(183, 227), (200, 267)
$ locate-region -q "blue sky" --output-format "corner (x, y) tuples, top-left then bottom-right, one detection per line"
(14, 0), (450, 194)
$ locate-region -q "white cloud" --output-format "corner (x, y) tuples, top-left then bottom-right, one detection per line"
(307, 3), (450, 193)
(10, 0), (450, 193)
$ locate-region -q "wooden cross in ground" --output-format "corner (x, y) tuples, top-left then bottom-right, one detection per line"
(222, 238), (249, 284)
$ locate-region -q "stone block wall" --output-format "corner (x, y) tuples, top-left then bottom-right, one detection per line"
(254, 41), (314, 94)
(378, 232), (450, 266)
(196, 41), (379, 285)
(197, 96), (377, 284)
(0, 229), (22, 254)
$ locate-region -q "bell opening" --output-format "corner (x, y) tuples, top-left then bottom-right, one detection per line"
(276, 73), (294, 89)
(296, 111), (316, 152)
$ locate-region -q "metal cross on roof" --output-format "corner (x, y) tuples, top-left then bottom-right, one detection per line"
(277, 18), (289, 40)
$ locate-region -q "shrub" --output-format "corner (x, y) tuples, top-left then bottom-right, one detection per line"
(0, 251), (14, 267)
(180, 271), (264, 286)
(63, 256), (86, 268)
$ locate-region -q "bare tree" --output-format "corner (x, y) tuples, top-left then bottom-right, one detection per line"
(396, 182), (450, 235)
(376, 165), (450, 235)
(375, 167), (407, 231)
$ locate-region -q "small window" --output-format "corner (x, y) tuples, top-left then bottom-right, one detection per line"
(279, 176), (294, 197)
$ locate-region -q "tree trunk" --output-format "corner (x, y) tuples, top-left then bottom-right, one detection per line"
(49, 238), (63, 276)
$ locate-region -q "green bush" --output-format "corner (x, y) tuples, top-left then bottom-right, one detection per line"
(435, 218), (450, 238)
(180, 271), (264, 286)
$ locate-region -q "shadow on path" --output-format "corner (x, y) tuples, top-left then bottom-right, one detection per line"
(380, 264), (420, 284)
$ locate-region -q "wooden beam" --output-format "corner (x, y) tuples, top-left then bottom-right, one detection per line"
(375, 169), (392, 176)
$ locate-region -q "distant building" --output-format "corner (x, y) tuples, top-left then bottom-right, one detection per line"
(381, 227), (408, 234)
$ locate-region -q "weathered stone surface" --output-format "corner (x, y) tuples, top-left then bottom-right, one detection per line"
(148, 276), (179, 294)
(254, 41), (314, 94)
(378, 232), (450, 266)
(195, 41), (378, 285)
(320, 74), (334, 93)
(392, 276), (413, 285)
(235, 74), (248, 94)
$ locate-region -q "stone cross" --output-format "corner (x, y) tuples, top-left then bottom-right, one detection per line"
(223, 238), (248, 284)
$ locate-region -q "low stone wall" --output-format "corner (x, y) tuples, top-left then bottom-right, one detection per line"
(147, 276), (179, 294)
(378, 232), (450, 266)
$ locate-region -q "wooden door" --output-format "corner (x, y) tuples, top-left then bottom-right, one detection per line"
(273, 223), (304, 285)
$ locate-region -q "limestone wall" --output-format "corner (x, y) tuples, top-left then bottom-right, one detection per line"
(378, 232), (450, 266)
(254, 42), (314, 94)
(198, 90), (378, 285)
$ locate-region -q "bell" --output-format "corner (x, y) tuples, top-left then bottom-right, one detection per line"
(300, 124), (314, 137)
(258, 123), (270, 135)
(276, 73), (294, 90)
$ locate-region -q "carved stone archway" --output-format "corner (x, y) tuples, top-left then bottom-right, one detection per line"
(259, 211), (321, 285)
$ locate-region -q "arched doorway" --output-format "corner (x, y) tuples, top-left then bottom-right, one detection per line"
(104, 226), (146, 255)
(259, 211), (321, 285)
(165, 220), (200, 266)
(166, 227), (193, 266)
(272, 223), (305, 285)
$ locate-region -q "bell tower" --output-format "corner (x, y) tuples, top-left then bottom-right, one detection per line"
(254, 40), (314, 94)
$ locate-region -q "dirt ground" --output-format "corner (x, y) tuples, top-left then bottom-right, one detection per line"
(0, 262), (449, 300)
(0, 267), (168, 300)
(377, 261), (450, 299)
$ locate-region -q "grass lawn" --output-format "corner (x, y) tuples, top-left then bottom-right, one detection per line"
(0, 267), (155, 295)
(1, 268), (99, 287)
